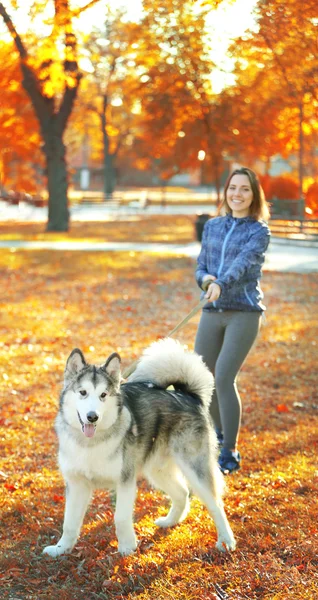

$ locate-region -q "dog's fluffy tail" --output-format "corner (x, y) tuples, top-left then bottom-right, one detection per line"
(128, 338), (213, 408)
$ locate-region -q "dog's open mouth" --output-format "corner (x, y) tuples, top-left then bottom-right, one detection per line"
(77, 412), (96, 438)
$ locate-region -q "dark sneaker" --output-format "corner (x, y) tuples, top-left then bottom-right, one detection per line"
(218, 448), (241, 474)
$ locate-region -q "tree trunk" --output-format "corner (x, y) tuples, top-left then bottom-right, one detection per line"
(101, 108), (116, 199)
(103, 149), (116, 199)
(265, 157), (271, 175)
(298, 100), (304, 198)
(43, 133), (69, 231)
(20, 62), (79, 231)
(213, 158), (221, 205)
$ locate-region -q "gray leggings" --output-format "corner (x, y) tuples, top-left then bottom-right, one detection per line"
(194, 310), (262, 450)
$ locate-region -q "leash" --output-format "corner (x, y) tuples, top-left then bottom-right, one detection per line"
(122, 296), (207, 379)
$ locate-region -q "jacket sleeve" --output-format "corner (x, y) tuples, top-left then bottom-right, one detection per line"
(195, 220), (213, 289)
(214, 225), (270, 292)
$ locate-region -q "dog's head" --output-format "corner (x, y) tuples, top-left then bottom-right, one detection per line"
(62, 349), (121, 437)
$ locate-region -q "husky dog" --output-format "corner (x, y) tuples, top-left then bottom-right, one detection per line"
(43, 338), (235, 557)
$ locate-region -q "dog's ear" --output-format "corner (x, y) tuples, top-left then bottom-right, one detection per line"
(102, 352), (121, 381)
(64, 349), (86, 383)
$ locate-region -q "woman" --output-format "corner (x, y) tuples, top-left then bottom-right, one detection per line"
(195, 167), (271, 474)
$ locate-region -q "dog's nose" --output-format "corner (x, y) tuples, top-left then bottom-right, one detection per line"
(87, 411), (99, 423)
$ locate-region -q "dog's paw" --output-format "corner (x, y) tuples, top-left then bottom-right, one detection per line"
(215, 535), (236, 553)
(155, 516), (176, 528)
(43, 544), (70, 558)
(118, 533), (137, 556)
(118, 541), (137, 556)
(155, 500), (190, 528)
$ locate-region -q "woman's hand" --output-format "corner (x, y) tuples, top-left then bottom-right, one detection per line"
(205, 282), (221, 303)
(202, 275), (216, 291)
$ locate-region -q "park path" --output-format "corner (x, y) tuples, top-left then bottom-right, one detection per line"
(0, 238), (317, 274)
(0, 200), (317, 273)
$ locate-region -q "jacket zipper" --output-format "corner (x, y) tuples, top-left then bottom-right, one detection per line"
(217, 220), (237, 278)
(244, 285), (254, 307)
(213, 220), (237, 307)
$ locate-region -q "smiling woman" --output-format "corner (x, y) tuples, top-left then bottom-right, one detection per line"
(226, 173), (254, 218)
(194, 166), (271, 474)
(221, 167), (270, 222)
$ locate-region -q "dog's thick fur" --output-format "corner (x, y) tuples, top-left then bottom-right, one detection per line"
(43, 338), (235, 557)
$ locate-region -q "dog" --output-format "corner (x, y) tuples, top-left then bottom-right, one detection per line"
(43, 338), (235, 557)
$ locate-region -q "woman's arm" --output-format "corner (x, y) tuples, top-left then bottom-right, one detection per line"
(195, 221), (216, 289)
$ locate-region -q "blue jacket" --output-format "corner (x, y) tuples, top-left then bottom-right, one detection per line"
(196, 214), (271, 312)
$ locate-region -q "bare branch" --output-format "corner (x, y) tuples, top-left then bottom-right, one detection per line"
(72, 0), (101, 18)
(0, 2), (28, 59)
(0, 3), (55, 123)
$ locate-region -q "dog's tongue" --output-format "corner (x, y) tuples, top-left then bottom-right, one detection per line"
(83, 424), (95, 438)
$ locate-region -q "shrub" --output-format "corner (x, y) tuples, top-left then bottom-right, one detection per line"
(305, 181), (318, 217)
(268, 175), (299, 200)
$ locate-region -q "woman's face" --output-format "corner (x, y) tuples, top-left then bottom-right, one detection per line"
(226, 174), (254, 218)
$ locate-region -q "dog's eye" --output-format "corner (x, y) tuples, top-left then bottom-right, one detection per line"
(100, 392), (107, 399)
(79, 390), (87, 397)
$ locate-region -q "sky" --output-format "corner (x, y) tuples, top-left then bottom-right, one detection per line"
(206, 0), (258, 91)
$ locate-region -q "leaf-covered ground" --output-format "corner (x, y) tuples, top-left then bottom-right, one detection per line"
(0, 217), (317, 599)
(0, 214), (196, 243)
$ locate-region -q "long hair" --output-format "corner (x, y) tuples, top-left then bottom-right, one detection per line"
(219, 167), (270, 222)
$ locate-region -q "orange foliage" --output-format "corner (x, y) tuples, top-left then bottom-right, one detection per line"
(0, 216), (317, 599)
(0, 41), (43, 192)
(267, 175), (299, 200)
(228, 0), (318, 178)
(1, 0), (317, 202)
(125, 1), (218, 180)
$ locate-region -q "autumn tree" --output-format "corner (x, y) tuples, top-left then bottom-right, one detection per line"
(228, 0), (318, 202)
(221, 48), (287, 173)
(0, 0), (100, 231)
(75, 8), (141, 197)
(128, 0), (234, 195)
